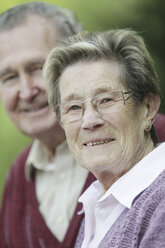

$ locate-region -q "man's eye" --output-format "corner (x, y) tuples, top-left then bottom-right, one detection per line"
(34, 66), (43, 71)
(3, 74), (17, 82)
(31, 66), (43, 73)
(29, 63), (44, 75)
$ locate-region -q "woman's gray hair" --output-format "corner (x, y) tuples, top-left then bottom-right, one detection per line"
(0, 2), (82, 38)
(44, 29), (160, 115)
(44, 29), (160, 144)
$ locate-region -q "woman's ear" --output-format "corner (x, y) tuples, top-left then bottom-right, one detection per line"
(143, 93), (160, 131)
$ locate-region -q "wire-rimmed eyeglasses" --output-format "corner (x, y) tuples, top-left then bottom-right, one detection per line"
(56, 90), (133, 123)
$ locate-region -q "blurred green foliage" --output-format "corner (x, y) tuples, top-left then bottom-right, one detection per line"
(0, 0), (165, 200)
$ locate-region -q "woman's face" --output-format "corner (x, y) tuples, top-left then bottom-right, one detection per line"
(59, 59), (153, 188)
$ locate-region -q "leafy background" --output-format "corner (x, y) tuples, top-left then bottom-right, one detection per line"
(0, 0), (165, 200)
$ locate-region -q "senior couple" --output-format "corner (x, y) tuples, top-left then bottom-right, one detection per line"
(0, 2), (165, 248)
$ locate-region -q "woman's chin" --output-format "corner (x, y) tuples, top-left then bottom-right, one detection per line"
(83, 157), (112, 173)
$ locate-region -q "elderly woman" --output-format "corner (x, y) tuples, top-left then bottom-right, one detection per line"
(44, 29), (165, 248)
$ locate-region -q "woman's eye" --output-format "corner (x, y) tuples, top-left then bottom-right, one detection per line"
(68, 104), (82, 112)
(100, 97), (112, 104)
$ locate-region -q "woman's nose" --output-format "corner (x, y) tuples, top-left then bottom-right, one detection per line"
(81, 105), (104, 130)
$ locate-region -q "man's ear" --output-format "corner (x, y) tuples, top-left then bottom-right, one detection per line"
(143, 93), (160, 131)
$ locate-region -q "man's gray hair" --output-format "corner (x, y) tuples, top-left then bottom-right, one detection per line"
(44, 29), (160, 117)
(0, 2), (82, 38)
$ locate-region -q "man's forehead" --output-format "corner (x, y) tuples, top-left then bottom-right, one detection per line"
(0, 18), (58, 67)
(0, 15), (58, 43)
(0, 57), (45, 75)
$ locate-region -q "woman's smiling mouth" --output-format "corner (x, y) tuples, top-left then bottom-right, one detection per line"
(84, 138), (115, 147)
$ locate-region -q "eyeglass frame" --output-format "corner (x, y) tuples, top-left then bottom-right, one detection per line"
(55, 90), (133, 123)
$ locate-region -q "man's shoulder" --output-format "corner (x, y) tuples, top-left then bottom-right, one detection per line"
(14, 146), (31, 162)
(8, 145), (32, 179)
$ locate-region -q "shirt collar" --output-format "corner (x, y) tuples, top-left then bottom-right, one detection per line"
(25, 139), (72, 181)
(79, 142), (165, 210)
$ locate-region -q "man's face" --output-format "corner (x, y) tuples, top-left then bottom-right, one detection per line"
(0, 16), (59, 138)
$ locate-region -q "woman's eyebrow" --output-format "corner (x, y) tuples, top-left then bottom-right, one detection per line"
(62, 93), (83, 102)
(62, 87), (114, 103)
(92, 87), (113, 95)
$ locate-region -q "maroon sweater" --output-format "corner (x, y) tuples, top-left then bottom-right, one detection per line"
(0, 147), (95, 248)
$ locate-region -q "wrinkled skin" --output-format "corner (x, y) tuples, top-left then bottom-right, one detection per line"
(59, 60), (159, 190)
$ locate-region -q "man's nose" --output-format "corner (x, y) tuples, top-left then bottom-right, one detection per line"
(81, 105), (104, 130)
(19, 74), (38, 100)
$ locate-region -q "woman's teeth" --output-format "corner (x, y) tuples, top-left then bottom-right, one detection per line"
(86, 140), (111, 146)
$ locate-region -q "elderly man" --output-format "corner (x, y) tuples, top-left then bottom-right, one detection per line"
(0, 2), (95, 247)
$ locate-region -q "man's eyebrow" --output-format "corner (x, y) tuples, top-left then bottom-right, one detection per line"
(26, 58), (45, 66)
(0, 58), (45, 79)
(24, 58), (45, 72)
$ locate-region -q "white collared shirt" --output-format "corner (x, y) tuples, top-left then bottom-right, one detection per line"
(25, 140), (88, 241)
(79, 142), (165, 248)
